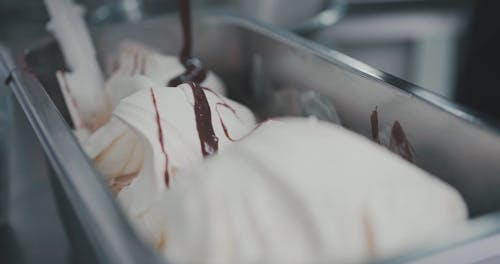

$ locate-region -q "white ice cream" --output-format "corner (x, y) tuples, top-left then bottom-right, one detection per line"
(133, 118), (467, 263)
(46, 0), (110, 131)
(48, 4), (467, 262)
(83, 117), (145, 192)
(104, 84), (256, 213)
(105, 41), (225, 106)
(82, 74), (153, 190)
(83, 41), (231, 190)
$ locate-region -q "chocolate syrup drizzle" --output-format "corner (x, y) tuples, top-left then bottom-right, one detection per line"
(389, 121), (414, 162)
(370, 107), (380, 144)
(188, 82), (219, 156)
(216, 102), (237, 142)
(200, 87), (240, 141)
(150, 88), (171, 187)
(168, 0), (207, 87)
(370, 107), (415, 163)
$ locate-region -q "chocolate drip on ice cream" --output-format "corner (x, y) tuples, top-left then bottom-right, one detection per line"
(168, 0), (207, 87)
(188, 82), (219, 156)
(150, 88), (171, 187)
(216, 102), (237, 142)
(202, 87), (241, 142)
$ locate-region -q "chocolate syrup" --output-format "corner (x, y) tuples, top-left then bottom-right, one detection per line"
(369, 107), (415, 163)
(389, 121), (415, 163)
(168, 0), (207, 87)
(370, 107), (380, 143)
(216, 102), (236, 142)
(188, 82), (219, 156)
(150, 88), (171, 187)
(201, 86), (240, 141)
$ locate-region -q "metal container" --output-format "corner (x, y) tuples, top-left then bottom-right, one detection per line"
(3, 14), (500, 263)
(233, 0), (345, 34)
(88, 0), (344, 36)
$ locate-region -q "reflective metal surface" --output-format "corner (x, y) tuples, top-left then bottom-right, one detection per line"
(0, 46), (69, 263)
(234, 0), (345, 34)
(1, 46), (164, 263)
(308, 1), (470, 99)
(4, 14), (500, 263)
(88, 0), (345, 36)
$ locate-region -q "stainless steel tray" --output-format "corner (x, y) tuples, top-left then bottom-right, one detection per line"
(4, 13), (500, 263)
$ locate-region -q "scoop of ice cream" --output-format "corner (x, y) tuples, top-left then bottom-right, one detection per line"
(83, 39), (231, 190)
(47, 0), (111, 132)
(82, 75), (154, 190)
(83, 117), (144, 192)
(105, 41), (225, 105)
(108, 83), (255, 214)
(84, 80), (254, 195)
(135, 118), (466, 263)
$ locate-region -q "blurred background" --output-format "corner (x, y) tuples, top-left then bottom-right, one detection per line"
(1, 0), (500, 263)
(1, 0), (500, 120)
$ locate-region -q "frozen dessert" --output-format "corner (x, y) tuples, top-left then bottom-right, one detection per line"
(82, 41), (230, 190)
(44, 0), (469, 263)
(79, 0), (230, 192)
(46, 0), (111, 131)
(105, 41), (226, 109)
(112, 83), (256, 212)
(83, 77), (252, 191)
(128, 118), (467, 263)
(83, 117), (145, 192)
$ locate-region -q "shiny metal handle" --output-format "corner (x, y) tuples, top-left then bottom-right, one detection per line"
(292, 0), (346, 36)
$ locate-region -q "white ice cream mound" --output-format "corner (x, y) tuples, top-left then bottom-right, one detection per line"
(48, 5), (468, 262)
(79, 42), (467, 263)
(82, 40), (235, 191)
(105, 41), (225, 107)
(127, 118), (467, 263)
(115, 83), (256, 214)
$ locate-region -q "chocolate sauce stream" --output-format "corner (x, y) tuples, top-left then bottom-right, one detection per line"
(369, 107), (415, 163)
(389, 121), (415, 163)
(216, 102), (236, 142)
(177, 0), (192, 63)
(168, 0), (207, 87)
(204, 86), (239, 141)
(150, 88), (171, 187)
(188, 82), (219, 156)
(370, 107), (380, 143)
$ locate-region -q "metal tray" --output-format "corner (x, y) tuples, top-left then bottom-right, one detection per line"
(4, 13), (500, 263)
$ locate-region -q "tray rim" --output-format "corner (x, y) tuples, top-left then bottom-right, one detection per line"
(206, 14), (500, 136)
(4, 12), (500, 263)
(0, 45), (165, 263)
